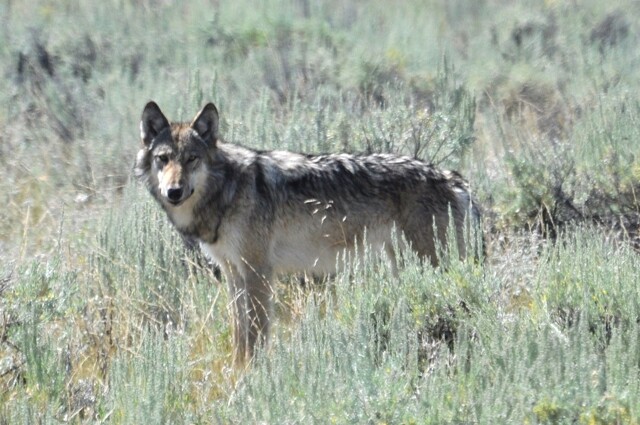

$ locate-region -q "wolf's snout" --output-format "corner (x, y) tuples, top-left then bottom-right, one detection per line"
(167, 187), (184, 203)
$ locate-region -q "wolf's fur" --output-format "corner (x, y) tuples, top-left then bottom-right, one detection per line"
(135, 101), (482, 364)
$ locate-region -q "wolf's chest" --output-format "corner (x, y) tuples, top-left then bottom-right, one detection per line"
(168, 206), (194, 230)
(198, 233), (244, 272)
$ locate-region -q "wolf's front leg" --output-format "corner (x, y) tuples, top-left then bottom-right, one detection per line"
(225, 261), (274, 366)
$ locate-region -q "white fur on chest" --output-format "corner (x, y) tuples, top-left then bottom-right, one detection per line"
(198, 225), (244, 271)
(199, 241), (224, 268)
(167, 204), (194, 229)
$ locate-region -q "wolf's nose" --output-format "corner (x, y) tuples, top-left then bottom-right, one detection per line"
(167, 187), (183, 202)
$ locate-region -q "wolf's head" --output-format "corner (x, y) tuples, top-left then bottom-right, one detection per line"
(135, 102), (219, 209)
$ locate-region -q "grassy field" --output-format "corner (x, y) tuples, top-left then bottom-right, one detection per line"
(2, 0), (640, 423)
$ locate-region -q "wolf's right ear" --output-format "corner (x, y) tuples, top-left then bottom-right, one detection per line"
(140, 101), (170, 147)
(191, 103), (219, 146)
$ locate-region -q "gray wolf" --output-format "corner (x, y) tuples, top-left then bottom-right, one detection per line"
(135, 101), (482, 365)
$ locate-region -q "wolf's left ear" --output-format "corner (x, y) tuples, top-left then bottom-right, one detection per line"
(140, 101), (170, 146)
(191, 103), (219, 146)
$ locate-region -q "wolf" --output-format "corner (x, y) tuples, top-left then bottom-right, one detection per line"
(135, 101), (482, 365)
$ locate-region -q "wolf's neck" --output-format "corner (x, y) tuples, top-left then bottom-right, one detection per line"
(168, 201), (226, 245)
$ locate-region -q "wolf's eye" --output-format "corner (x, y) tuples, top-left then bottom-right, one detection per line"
(155, 154), (169, 165)
(187, 155), (198, 164)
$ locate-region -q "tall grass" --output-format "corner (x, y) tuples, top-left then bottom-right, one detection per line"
(3, 194), (640, 423)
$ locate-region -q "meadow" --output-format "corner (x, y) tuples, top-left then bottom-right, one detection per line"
(2, 0), (640, 423)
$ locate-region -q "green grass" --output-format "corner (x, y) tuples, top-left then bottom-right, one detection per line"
(2, 0), (640, 423)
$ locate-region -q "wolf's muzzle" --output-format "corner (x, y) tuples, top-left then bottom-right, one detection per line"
(167, 187), (184, 204)
(165, 187), (195, 205)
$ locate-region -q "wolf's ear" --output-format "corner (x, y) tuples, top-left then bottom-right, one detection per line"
(191, 103), (219, 146)
(140, 101), (170, 146)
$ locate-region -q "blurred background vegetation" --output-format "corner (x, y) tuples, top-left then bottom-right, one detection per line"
(1, 0), (640, 423)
